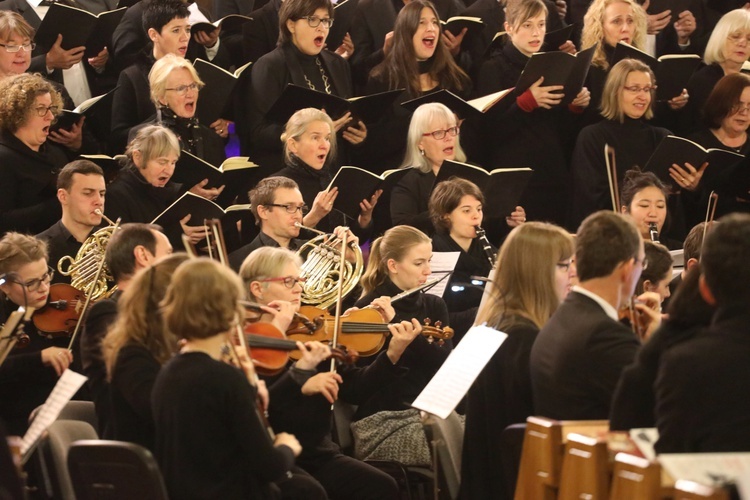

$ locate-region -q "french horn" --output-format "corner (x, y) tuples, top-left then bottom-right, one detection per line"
(57, 210), (117, 301)
(294, 223), (364, 310)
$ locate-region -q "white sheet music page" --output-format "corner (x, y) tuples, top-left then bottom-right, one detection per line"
(426, 252), (460, 297)
(21, 369), (88, 457)
(412, 324), (507, 419)
(659, 452), (750, 496)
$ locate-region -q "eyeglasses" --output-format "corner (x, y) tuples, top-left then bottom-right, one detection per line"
(164, 82), (203, 95)
(264, 203), (309, 214)
(731, 102), (750, 114)
(299, 15), (334, 29)
(634, 256), (649, 271)
(623, 86), (657, 94)
(422, 126), (460, 140)
(0, 42), (35, 53)
(258, 276), (307, 288)
(14, 267), (54, 292)
(727, 32), (750, 44)
(34, 105), (59, 117)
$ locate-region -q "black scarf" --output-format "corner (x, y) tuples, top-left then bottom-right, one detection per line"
(157, 106), (203, 157)
(287, 153), (332, 191)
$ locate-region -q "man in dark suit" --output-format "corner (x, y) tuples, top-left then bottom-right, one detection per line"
(530, 210), (659, 420)
(228, 176), (308, 271)
(655, 213), (750, 453)
(662, 221), (705, 310)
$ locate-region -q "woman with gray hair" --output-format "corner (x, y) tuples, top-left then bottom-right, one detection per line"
(391, 102), (525, 236)
(274, 107), (380, 234)
(134, 54), (226, 172)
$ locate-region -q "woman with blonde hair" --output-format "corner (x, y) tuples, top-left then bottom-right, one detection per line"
(103, 253), (189, 450)
(460, 222), (574, 500)
(581, 0), (687, 120)
(153, 258), (302, 499)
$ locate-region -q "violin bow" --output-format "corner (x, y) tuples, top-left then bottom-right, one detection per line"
(605, 144), (621, 211)
(67, 217), (121, 350)
(330, 228), (349, 374)
(700, 191), (719, 256)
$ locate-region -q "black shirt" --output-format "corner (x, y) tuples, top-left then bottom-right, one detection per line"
(36, 220), (86, 285)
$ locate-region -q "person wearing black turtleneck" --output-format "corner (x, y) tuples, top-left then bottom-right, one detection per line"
(237, 0), (366, 176)
(570, 60), (672, 229)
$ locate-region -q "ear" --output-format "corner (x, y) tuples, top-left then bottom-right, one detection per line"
(386, 257), (398, 274)
(620, 205), (628, 214)
(249, 281), (264, 300)
(698, 273), (716, 305)
(686, 257), (699, 271)
(286, 18), (296, 35)
(147, 27), (159, 43)
(503, 21), (511, 34)
(256, 204), (270, 221)
(57, 188), (68, 205)
(133, 245), (153, 269)
(642, 279), (654, 292)
(132, 150), (143, 168)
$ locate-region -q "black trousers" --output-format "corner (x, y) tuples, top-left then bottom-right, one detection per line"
(302, 453), (399, 500)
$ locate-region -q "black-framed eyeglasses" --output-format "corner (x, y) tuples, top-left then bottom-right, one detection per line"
(0, 42), (35, 53)
(264, 203), (309, 215)
(164, 82), (203, 95)
(258, 276), (307, 288)
(14, 266), (54, 292)
(298, 15), (334, 28)
(34, 105), (59, 117)
(634, 256), (649, 271)
(422, 126), (460, 140)
(731, 102), (750, 114)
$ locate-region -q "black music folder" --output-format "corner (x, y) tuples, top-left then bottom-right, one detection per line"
(151, 192), (251, 227)
(172, 151), (259, 192)
(266, 84), (403, 124)
(193, 58), (252, 125)
(326, 166), (415, 220)
(514, 44), (597, 105)
(644, 135), (744, 189)
(435, 160), (533, 216)
(401, 88), (513, 119)
(35, 3), (127, 57)
(610, 42), (700, 101)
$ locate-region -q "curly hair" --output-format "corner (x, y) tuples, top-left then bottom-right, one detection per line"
(370, 0), (470, 97)
(582, 0), (647, 70)
(0, 73), (63, 134)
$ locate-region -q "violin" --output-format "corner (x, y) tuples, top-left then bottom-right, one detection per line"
(618, 296), (648, 340)
(286, 305), (455, 359)
(243, 321), (358, 376)
(32, 284), (85, 339)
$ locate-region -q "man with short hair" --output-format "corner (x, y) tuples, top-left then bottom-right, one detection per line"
(228, 176), (308, 271)
(530, 210), (660, 420)
(79, 222), (172, 435)
(655, 213), (750, 453)
(36, 160), (106, 284)
(662, 221), (709, 309)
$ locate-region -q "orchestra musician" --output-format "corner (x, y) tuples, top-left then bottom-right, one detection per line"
(101, 253), (188, 450)
(240, 246), (421, 499)
(635, 241), (674, 304)
(80, 223), (173, 438)
(620, 168), (683, 249)
(153, 258), (302, 499)
(428, 177), (524, 340)
(36, 160), (106, 284)
(460, 222), (574, 500)
(530, 211), (661, 420)
(352, 225), (451, 465)
(0, 233), (72, 435)
(0, 72), (69, 235)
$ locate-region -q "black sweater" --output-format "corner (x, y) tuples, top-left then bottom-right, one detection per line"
(354, 278), (451, 420)
(152, 352), (294, 500)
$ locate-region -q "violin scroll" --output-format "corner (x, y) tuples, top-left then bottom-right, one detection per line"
(421, 318), (454, 346)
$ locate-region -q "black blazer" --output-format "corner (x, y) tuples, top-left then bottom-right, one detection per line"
(655, 305), (750, 453)
(0, 132), (68, 234)
(238, 43), (353, 172)
(241, 0), (281, 64)
(109, 53), (155, 155)
(530, 291), (641, 420)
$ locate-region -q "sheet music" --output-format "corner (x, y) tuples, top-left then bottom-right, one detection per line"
(629, 427), (658, 461)
(659, 452), (750, 496)
(0, 309), (27, 367)
(412, 324), (507, 419)
(21, 369), (88, 457)
(426, 252), (460, 297)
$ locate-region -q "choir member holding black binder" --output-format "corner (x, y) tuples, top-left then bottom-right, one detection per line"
(239, 0), (366, 175)
(477, 0), (590, 228)
(363, 0), (471, 173)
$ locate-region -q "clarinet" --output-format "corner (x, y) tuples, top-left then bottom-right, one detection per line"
(648, 222), (660, 243)
(475, 225), (497, 267)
